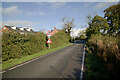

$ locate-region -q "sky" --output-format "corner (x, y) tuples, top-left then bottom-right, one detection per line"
(1, 1), (119, 31)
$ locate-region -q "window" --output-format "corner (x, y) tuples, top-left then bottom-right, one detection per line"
(4, 27), (6, 30)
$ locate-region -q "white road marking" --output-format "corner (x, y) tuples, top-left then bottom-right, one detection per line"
(9, 52), (54, 71)
(80, 44), (85, 80)
(0, 71), (6, 74)
(1, 52), (54, 73)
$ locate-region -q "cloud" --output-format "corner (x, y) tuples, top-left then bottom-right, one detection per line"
(83, 2), (94, 8)
(3, 6), (22, 16)
(71, 8), (80, 13)
(27, 11), (45, 16)
(2, 20), (37, 28)
(0, 7), (2, 17)
(57, 22), (63, 26)
(0, 7), (2, 29)
(36, 2), (45, 6)
(0, 7), (2, 12)
(50, 2), (66, 9)
(36, 2), (66, 9)
(2, 0), (120, 2)
(94, 2), (116, 10)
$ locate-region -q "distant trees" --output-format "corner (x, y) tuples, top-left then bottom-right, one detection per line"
(62, 16), (75, 34)
(86, 3), (120, 38)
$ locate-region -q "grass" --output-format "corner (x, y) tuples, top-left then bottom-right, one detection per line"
(86, 34), (120, 79)
(85, 53), (111, 80)
(1, 43), (72, 71)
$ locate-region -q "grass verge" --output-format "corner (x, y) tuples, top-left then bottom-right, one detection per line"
(85, 53), (111, 80)
(1, 43), (72, 71)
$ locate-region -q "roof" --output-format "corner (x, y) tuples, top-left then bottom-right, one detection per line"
(51, 27), (60, 35)
(5, 26), (13, 30)
(4, 25), (34, 33)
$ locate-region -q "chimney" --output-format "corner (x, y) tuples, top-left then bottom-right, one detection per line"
(54, 27), (56, 30)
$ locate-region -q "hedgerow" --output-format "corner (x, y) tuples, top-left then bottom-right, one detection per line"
(86, 34), (120, 78)
(2, 30), (70, 61)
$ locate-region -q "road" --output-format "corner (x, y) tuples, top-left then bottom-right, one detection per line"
(2, 40), (85, 80)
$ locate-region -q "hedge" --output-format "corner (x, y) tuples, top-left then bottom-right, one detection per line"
(2, 31), (70, 61)
(86, 34), (120, 78)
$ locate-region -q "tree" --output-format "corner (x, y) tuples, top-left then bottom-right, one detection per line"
(92, 15), (109, 34)
(86, 15), (92, 38)
(86, 15), (109, 37)
(62, 16), (75, 34)
(104, 4), (120, 34)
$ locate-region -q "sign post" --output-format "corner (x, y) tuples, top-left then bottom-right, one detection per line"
(46, 30), (52, 49)
(49, 43), (50, 50)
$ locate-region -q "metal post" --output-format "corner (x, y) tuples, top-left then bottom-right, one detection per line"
(49, 43), (50, 50)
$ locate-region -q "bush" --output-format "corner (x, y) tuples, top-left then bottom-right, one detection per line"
(2, 31), (70, 61)
(50, 31), (70, 48)
(86, 34), (120, 78)
(2, 32), (46, 61)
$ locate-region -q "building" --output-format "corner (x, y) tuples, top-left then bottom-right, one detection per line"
(1, 25), (34, 34)
(70, 28), (86, 38)
(51, 27), (60, 35)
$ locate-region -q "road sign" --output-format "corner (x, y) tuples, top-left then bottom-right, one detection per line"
(47, 30), (52, 35)
(46, 38), (52, 43)
(46, 30), (52, 50)
(47, 35), (51, 38)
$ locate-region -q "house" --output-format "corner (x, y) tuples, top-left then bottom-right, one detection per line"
(1, 25), (20, 33)
(26, 28), (34, 33)
(1, 25), (34, 34)
(19, 27), (28, 34)
(51, 27), (60, 35)
(1, 25), (12, 32)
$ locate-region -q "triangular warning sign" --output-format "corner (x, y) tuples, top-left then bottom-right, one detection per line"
(47, 30), (52, 35)
(46, 38), (52, 43)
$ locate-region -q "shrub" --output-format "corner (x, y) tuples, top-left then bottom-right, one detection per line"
(2, 31), (70, 61)
(86, 34), (120, 78)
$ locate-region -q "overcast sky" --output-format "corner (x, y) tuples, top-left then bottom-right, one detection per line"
(1, 1), (118, 31)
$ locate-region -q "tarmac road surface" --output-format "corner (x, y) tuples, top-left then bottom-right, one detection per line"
(2, 40), (85, 80)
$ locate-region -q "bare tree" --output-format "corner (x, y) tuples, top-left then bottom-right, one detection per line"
(62, 16), (75, 34)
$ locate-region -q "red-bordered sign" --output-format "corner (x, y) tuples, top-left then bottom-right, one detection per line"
(46, 38), (52, 43)
(46, 30), (52, 35)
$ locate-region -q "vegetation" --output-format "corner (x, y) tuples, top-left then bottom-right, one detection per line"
(2, 30), (71, 70)
(2, 43), (71, 70)
(104, 4), (120, 34)
(62, 16), (75, 34)
(86, 3), (120, 38)
(85, 3), (120, 79)
(86, 52), (111, 80)
(2, 32), (46, 61)
(86, 15), (109, 37)
(86, 34), (120, 79)
(50, 31), (70, 48)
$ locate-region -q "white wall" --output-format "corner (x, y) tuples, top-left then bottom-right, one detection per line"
(11, 26), (16, 30)
(70, 28), (86, 38)
(20, 27), (24, 31)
